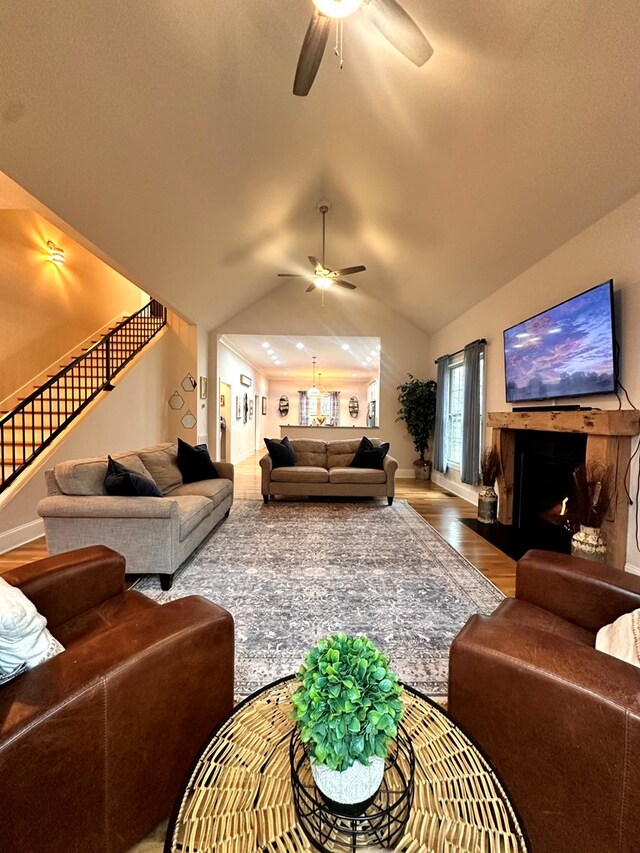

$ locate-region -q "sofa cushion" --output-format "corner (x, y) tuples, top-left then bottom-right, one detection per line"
(492, 598), (595, 647)
(54, 452), (154, 496)
(177, 438), (219, 483)
(174, 496), (213, 541)
(271, 466), (329, 483)
(350, 436), (390, 470)
(327, 439), (362, 469)
(138, 443), (183, 494)
(264, 436), (296, 468)
(104, 456), (163, 497)
(167, 478), (232, 510)
(329, 467), (387, 485)
(289, 439), (327, 469)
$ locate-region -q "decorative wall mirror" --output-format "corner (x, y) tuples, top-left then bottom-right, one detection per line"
(278, 395), (289, 417)
(348, 396), (359, 418)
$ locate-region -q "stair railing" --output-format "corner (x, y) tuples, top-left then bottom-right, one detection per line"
(0, 299), (166, 494)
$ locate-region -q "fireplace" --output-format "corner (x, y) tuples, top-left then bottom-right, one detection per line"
(485, 409), (640, 569)
(513, 430), (587, 554)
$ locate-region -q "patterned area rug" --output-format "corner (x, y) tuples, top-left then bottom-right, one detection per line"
(134, 500), (502, 697)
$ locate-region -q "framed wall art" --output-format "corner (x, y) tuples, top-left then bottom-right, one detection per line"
(199, 376), (208, 400)
(249, 400), (254, 419)
(235, 396), (242, 420)
(240, 374), (252, 387)
(262, 396), (267, 416)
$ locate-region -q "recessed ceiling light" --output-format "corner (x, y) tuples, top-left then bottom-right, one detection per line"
(267, 349), (274, 355)
(275, 360), (281, 365)
(262, 342), (269, 348)
(271, 354), (277, 360)
(376, 344), (381, 351)
(341, 343), (350, 351)
(370, 351), (377, 357)
(361, 362), (367, 367)
(296, 342), (304, 349)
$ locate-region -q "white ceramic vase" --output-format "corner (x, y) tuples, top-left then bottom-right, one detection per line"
(571, 524), (607, 563)
(311, 755), (385, 815)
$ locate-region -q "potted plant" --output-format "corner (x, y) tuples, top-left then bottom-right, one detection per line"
(396, 375), (437, 480)
(478, 446), (501, 524)
(569, 462), (612, 562)
(291, 633), (404, 816)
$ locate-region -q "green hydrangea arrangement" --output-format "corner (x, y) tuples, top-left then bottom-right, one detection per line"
(291, 633), (404, 772)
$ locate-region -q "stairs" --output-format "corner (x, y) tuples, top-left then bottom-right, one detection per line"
(1, 300), (166, 492)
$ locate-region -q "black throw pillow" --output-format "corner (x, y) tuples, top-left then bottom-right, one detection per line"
(104, 456), (163, 497)
(350, 436), (390, 470)
(264, 435), (296, 468)
(176, 438), (219, 484)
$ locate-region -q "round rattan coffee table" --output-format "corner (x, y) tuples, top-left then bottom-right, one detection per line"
(165, 676), (529, 853)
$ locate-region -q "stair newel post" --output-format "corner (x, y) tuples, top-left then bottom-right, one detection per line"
(104, 336), (115, 392)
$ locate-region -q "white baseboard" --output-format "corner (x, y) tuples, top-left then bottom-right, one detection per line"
(625, 562), (640, 576)
(232, 447), (258, 464)
(431, 471), (478, 506)
(0, 519), (44, 555)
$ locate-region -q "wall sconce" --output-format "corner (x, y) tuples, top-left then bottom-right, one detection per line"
(47, 240), (65, 266)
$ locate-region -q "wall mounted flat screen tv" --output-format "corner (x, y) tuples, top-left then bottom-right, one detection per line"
(504, 281), (615, 403)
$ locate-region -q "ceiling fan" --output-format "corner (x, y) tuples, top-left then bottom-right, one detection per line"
(278, 203), (366, 296)
(293, 0), (433, 96)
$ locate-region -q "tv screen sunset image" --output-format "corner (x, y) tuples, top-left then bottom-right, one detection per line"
(504, 283), (615, 402)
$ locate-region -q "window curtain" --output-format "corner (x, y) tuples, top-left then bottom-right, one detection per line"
(433, 355), (450, 473)
(329, 391), (340, 425)
(461, 340), (485, 485)
(298, 391), (309, 426)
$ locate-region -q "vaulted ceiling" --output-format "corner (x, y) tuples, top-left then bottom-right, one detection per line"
(1, 1), (639, 335)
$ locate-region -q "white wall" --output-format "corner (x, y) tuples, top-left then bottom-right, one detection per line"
(217, 340), (269, 463)
(211, 286), (431, 472)
(428, 190), (640, 569)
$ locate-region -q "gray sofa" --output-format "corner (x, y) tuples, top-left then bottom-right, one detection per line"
(260, 438), (397, 504)
(37, 443), (233, 589)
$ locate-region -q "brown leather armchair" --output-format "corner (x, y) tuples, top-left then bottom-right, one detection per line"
(0, 546), (234, 853)
(448, 549), (640, 853)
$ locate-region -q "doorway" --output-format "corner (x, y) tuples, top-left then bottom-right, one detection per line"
(220, 381), (232, 462)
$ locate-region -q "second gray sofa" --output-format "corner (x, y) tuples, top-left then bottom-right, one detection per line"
(37, 442), (233, 589)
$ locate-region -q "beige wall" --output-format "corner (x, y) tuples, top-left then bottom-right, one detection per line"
(428, 190), (640, 569)
(164, 312), (201, 444)
(0, 209), (143, 399)
(265, 378), (371, 437)
(211, 288), (432, 471)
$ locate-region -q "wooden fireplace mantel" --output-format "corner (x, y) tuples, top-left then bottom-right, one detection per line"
(487, 409), (640, 436)
(488, 409), (640, 569)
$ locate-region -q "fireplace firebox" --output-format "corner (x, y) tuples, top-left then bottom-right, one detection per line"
(513, 431), (587, 553)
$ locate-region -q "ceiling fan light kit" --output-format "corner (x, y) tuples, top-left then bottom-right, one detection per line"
(294, 0), (433, 96)
(277, 203), (366, 304)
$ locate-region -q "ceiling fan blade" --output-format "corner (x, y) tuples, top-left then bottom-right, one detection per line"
(335, 279), (357, 290)
(306, 283), (317, 292)
(332, 265), (366, 276)
(308, 255), (323, 271)
(293, 13), (331, 96)
(363, 0), (433, 67)
(278, 273), (312, 277)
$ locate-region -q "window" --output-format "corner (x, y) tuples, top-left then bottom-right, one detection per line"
(447, 353), (485, 469)
(447, 360), (464, 466)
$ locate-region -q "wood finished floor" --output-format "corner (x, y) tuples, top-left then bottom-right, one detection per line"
(0, 451), (516, 595)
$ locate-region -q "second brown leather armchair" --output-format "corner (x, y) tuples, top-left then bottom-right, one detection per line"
(448, 549), (640, 853)
(0, 545), (234, 853)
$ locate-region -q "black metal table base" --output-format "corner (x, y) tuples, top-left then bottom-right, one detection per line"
(290, 725), (415, 851)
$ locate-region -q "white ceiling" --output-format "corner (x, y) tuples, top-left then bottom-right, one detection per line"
(221, 334), (380, 382)
(1, 1), (639, 335)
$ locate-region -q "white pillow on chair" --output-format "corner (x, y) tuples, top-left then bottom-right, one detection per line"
(595, 608), (640, 669)
(0, 576), (64, 676)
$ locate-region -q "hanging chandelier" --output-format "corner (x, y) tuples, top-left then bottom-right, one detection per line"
(307, 356), (321, 397)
